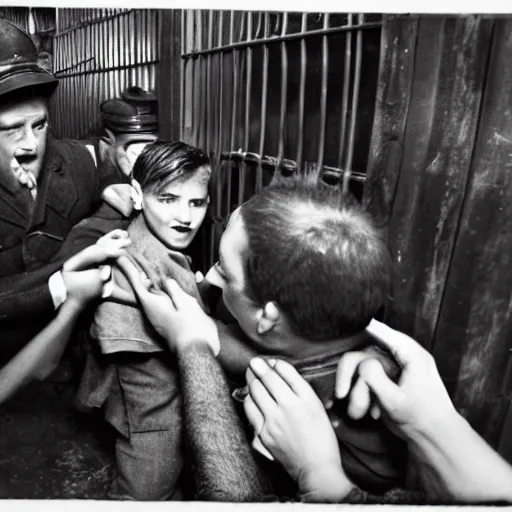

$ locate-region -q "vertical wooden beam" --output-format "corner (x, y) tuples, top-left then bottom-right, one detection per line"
(365, 16), (493, 355)
(158, 9), (182, 141)
(435, 19), (512, 447)
(363, 14), (419, 227)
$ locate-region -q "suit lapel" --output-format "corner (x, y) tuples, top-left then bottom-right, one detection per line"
(0, 186), (30, 229)
(30, 140), (78, 230)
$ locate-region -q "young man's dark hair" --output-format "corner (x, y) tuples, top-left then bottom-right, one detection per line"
(132, 141), (211, 193)
(240, 171), (391, 340)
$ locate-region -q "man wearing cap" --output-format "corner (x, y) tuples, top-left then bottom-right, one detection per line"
(0, 20), (147, 363)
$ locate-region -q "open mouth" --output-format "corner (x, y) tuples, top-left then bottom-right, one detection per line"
(172, 225), (192, 233)
(15, 154), (37, 167)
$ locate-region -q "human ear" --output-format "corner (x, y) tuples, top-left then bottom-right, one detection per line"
(256, 302), (280, 335)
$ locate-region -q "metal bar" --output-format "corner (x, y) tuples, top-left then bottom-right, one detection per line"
(190, 11), (198, 145)
(337, 13), (352, 169)
(54, 56), (95, 76)
(317, 13), (329, 171)
(277, 12), (288, 163)
(218, 150), (367, 182)
(54, 8), (132, 36)
(54, 60), (161, 79)
(206, 10), (213, 155)
(226, 10), (236, 215)
(207, 10), (216, 268)
(257, 12), (270, 192)
(215, 10), (225, 220)
(180, 9), (185, 140)
(343, 13), (364, 194)
(181, 20), (382, 59)
(239, 11), (253, 206)
(296, 13), (307, 171)
(194, 10), (203, 147)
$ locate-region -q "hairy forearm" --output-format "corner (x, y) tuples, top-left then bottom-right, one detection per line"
(177, 342), (270, 501)
(0, 300), (81, 404)
(407, 411), (512, 503)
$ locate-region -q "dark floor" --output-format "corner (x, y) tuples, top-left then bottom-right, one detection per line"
(0, 380), (115, 499)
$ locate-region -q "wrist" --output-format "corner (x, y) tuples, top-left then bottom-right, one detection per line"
(58, 297), (84, 319)
(298, 463), (355, 503)
(175, 338), (215, 356)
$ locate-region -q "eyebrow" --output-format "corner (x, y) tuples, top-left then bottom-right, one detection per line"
(158, 192), (209, 201)
(0, 114), (48, 131)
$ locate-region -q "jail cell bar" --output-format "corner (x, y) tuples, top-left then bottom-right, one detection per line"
(181, 11), (381, 266)
(50, 9), (160, 139)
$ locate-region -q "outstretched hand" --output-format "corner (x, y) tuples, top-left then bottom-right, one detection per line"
(116, 256), (219, 354)
(338, 319), (457, 441)
(244, 358), (354, 502)
(61, 229), (131, 310)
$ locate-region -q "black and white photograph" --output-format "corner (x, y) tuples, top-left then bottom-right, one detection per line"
(0, 5), (511, 506)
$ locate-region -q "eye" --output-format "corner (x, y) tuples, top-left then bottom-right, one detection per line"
(158, 196), (177, 204)
(34, 119), (48, 132)
(191, 199), (207, 208)
(1, 126), (23, 138)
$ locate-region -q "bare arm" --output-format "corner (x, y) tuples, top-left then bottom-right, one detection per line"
(0, 300), (81, 403)
(0, 236), (129, 405)
(178, 341), (270, 501)
(345, 320), (512, 504)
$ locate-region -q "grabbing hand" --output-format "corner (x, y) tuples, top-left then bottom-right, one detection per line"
(244, 358), (354, 501)
(341, 319), (457, 441)
(335, 343), (400, 421)
(61, 229), (131, 310)
(116, 256), (220, 354)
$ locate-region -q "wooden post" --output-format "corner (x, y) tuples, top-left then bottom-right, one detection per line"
(158, 9), (182, 140)
(365, 15), (494, 356)
(435, 18), (512, 446)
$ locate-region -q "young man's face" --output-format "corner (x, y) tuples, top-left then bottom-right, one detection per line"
(0, 97), (48, 189)
(142, 168), (210, 250)
(208, 207), (264, 344)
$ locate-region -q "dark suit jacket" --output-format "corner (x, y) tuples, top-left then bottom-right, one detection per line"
(0, 137), (121, 357)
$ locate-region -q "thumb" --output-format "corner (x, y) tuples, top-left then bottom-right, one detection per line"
(358, 359), (405, 415)
(115, 255), (150, 299)
(161, 278), (190, 310)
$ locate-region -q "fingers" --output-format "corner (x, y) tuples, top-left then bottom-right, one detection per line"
(357, 358), (405, 415)
(63, 244), (126, 272)
(161, 278), (196, 311)
(269, 359), (317, 399)
(347, 377), (372, 420)
(335, 351), (368, 400)
(246, 363), (279, 416)
(131, 253), (161, 288)
(115, 255), (151, 300)
(249, 357), (298, 404)
(109, 283), (138, 306)
(97, 229), (130, 243)
(244, 394), (265, 434)
(365, 319), (423, 369)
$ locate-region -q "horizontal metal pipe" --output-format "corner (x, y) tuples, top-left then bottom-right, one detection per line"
(53, 60), (159, 78)
(181, 21), (382, 59)
(218, 150), (366, 183)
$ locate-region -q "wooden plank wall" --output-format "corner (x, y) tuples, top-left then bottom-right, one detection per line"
(365, 14), (512, 452)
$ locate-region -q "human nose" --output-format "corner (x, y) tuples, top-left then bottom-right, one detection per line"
(19, 126), (37, 152)
(175, 201), (192, 225)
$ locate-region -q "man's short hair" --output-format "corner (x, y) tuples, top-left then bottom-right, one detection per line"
(132, 140), (211, 195)
(239, 171), (391, 341)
